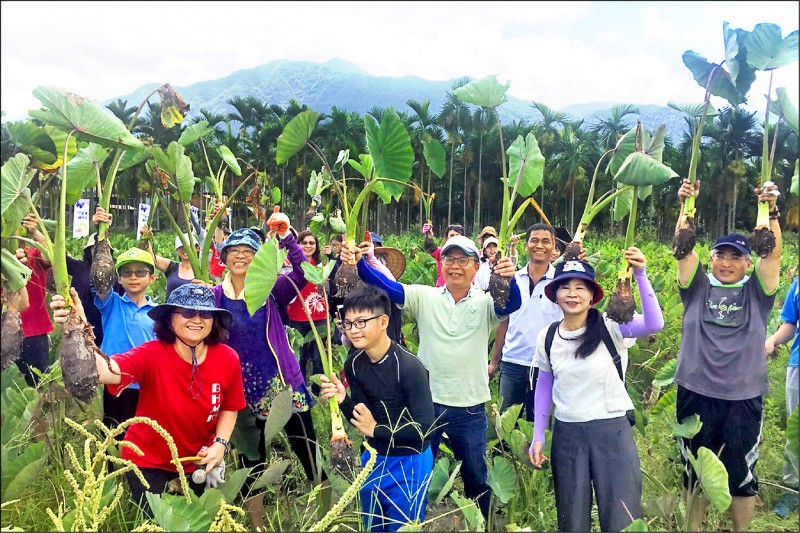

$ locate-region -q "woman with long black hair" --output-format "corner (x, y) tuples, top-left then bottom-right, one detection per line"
(528, 248), (663, 532)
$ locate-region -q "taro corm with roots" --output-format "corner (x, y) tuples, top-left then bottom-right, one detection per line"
(59, 311), (101, 403)
(1, 307), (23, 371)
(672, 215), (696, 260)
(90, 238), (115, 295)
(749, 181), (779, 258)
(562, 241), (583, 263)
(488, 250), (511, 308)
(606, 275), (636, 324)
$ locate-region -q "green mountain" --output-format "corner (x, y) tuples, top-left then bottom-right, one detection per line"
(108, 58), (693, 142)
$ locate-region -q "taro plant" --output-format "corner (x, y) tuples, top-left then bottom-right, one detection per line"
(14, 87), (144, 403)
(275, 108), (414, 297)
(674, 21), (758, 258)
(241, 240), (358, 476)
(742, 23), (798, 256)
(604, 121), (677, 323)
(453, 75), (545, 306)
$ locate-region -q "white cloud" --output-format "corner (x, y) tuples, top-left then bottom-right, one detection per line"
(1, 0), (797, 120)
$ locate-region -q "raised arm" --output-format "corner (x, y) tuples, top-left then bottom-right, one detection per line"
(50, 289), (122, 384)
(754, 183), (781, 295)
(675, 179), (700, 288)
(618, 248), (664, 338)
(340, 243), (406, 304)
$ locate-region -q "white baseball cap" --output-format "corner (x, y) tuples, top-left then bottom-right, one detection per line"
(441, 235), (479, 258)
(175, 233), (198, 251)
(482, 236), (499, 249)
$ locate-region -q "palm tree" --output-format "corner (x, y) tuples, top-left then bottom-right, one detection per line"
(550, 120), (599, 230)
(530, 101), (571, 159)
(589, 104), (640, 150)
(470, 106), (494, 230)
(106, 99), (138, 129)
(406, 99), (441, 223)
(438, 78), (470, 224)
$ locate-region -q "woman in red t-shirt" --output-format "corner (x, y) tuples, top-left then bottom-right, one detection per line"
(51, 283), (245, 515)
(286, 230), (329, 386)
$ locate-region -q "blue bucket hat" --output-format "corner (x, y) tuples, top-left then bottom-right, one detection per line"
(220, 228), (262, 264)
(544, 260), (604, 305)
(147, 283), (233, 328)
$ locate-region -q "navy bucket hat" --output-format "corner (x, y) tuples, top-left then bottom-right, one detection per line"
(147, 283), (233, 328)
(544, 260), (604, 305)
(220, 228), (262, 264)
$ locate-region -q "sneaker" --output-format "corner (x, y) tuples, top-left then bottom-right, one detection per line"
(775, 491), (799, 518)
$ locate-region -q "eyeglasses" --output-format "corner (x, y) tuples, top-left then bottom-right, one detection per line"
(442, 256), (475, 267)
(712, 253), (746, 262)
(228, 248), (255, 258)
(300, 240), (317, 246)
(119, 269), (151, 278)
(174, 309), (215, 320)
(340, 315), (383, 330)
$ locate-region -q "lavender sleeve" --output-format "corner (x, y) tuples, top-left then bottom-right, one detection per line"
(530, 370), (554, 450)
(272, 233), (308, 307)
(618, 267), (664, 338)
(366, 252), (395, 281)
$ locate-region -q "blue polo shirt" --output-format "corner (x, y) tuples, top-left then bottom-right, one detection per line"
(94, 291), (157, 390)
(781, 277), (799, 368)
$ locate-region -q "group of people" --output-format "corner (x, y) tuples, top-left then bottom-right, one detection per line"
(5, 175), (795, 532)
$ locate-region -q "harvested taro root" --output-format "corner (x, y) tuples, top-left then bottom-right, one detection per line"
(60, 314), (101, 403)
(606, 277), (635, 324)
(749, 226), (776, 259)
(90, 238), (115, 295)
(334, 262), (364, 297)
(1, 308), (23, 371)
(672, 217), (696, 260)
(562, 242), (583, 262)
(329, 435), (357, 478)
(136, 225), (154, 251)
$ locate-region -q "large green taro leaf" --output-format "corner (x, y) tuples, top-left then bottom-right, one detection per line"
(670, 413), (702, 439)
(63, 143), (110, 204)
(145, 492), (212, 532)
(453, 75), (510, 108)
(667, 101), (720, 119)
(608, 126), (638, 177)
(150, 141), (195, 201)
(451, 491), (485, 531)
(302, 258), (336, 285)
(682, 51), (749, 106)
(29, 86), (143, 150)
(769, 87), (799, 135)
(613, 186), (635, 222)
(653, 358), (677, 386)
(263, 387), (293, 446)
(365, 110), (414, 191)
(422, 137), (446, 179)
(276, 110), (319, 164)
(688, 447), (732, 512)
(486, 455), (516, 504)
(1, 154), (36, 227)
(6, 121), (57, 165)
(39, 125), (78, 171)
(745, 23), (799, 71)
(507, 132), (545, 197)
(178, 120), (214, 147)
(614, 152), (678, 187)
(217, 145), (241, 176)
(244, 237), (288, 316)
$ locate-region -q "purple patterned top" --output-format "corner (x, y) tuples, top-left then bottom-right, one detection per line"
(212, 233), (315, 417)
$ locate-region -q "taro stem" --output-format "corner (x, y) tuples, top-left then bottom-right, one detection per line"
(606, 186), (638, 324)
(750, 70), (777, 258)
(283, 275), (354, 476)
(563, 185), (634, 261)
(54, 131), (76, 300)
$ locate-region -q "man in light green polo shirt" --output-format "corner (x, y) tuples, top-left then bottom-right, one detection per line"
(343, 234), (521, 518)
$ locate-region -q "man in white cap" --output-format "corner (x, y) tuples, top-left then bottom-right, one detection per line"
(340, 234), (521, 519)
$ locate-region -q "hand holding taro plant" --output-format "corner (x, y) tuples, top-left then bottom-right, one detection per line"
(13, 87), (145, 402)
(453, 76), (546, 307)
(241, 236), (357, 476)
(275, 108), (414, 298)
(605, 120), (677, 323)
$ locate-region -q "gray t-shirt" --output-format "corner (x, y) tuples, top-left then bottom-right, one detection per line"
(674, 264), (776, 400)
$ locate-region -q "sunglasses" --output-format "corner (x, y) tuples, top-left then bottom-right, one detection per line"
(173, 309), (215, 320)
(119, 269), (151, 278)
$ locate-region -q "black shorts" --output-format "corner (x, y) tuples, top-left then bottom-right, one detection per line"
(676, 385), (762, 497)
